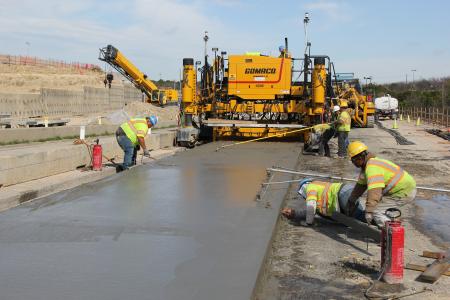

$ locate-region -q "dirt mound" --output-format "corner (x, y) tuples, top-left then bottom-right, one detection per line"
(0, 63), (120, 93)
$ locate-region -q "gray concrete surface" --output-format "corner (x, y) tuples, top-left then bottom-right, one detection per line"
(0, 148), (181, 212)
(0, 129), (177, 187)
(0, 142), (300, 300)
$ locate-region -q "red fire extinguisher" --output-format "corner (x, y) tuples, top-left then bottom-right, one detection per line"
(92, 139), (102, 171)
(381, 208), (404, 284)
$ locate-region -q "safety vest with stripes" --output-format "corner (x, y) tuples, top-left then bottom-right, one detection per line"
(337, 111), (351, 132)
(120, 118), (149, 146)
(305, 182), (343, 216)
(357, 157), (416, 198)
(313, 123), (331, 134)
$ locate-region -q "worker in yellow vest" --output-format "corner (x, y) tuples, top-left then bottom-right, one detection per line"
(346, 141), (416, 228)
(115, 115), (158, 170)
(281, 178), (365, 224)
(336, 101), (351, 157)
(312, 122), (335, 157)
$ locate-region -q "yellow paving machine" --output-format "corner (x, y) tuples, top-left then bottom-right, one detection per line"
(334, 74), (375, 128)
(99, 45), (178, 106)
(176, 15), (373, 147)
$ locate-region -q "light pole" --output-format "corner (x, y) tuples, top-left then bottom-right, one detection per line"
(363, 76), (372, 94)
(411, 69), (417, 103)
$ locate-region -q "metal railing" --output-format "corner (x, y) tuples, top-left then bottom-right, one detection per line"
(399, 106), (450, 128)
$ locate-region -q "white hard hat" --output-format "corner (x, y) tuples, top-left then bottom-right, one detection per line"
(333, 105), (340, 112)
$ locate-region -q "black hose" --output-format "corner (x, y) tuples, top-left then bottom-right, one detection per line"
(375, 121), (415, 145)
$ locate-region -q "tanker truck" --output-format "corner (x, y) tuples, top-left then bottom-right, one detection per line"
(374, 94), (398, 120)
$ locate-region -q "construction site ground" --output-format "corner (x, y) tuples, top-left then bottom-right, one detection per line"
(0, 118), (448, 299)
(256, 119), (450, 300)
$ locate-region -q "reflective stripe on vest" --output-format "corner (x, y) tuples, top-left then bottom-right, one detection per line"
(314, 181), (332, 215)
(367, 159), (405, 195)
(127, 119), (147, 136)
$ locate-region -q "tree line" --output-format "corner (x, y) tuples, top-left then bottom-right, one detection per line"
(367, 77), (450, 108)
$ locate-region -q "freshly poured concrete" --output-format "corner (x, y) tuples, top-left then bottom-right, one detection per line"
(0, 142), (300, 300)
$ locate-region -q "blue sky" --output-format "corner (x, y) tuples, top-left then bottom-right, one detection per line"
(0, 0), (449, 83)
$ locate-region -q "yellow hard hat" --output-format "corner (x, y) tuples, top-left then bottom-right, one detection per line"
(347, 141), (368, 158)
(339, 100), (348, 108)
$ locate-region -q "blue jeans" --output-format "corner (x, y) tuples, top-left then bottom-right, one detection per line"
(116, 135), (137, 169)
(338, 183), (366, 222)
(338, 131), (349, 157)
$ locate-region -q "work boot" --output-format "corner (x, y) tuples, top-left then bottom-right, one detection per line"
(116, 165), (127, 173)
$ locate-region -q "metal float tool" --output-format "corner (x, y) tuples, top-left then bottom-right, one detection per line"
(265, 168), (450, 193)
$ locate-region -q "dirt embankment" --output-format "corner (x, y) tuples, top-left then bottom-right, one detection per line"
(1, 59), (180, 125)
(0, 63), (121, 93)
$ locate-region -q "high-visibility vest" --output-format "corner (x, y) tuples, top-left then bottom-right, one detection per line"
(337, 111), (351, 132)
(305, 182), (343, 216)
(357, 157), (416, 198)
(313, 123), (331, 134)
(120, 118), (149, 146)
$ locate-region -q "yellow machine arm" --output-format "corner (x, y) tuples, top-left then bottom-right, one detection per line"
(99, 45), (158, 100)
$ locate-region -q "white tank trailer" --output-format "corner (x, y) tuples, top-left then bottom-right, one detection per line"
(374, 94), (399, 119)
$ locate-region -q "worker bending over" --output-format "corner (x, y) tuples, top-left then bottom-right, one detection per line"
(312, 123), (335, 157)
(115, 115), (158, 171)
(346, 141), (416, 228)
(336, 101), (351, 158)
(282, 178), (365, 224)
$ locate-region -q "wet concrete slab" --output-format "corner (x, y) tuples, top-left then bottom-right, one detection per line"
(416, 194), (450, 247)
(0, 142), (300, 300)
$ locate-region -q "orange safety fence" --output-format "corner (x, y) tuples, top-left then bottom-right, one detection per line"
(0, 54), (100, 71)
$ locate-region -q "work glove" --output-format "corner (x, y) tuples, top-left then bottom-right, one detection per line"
(365, 212), (373, 225)
(143, 149), (151, 157)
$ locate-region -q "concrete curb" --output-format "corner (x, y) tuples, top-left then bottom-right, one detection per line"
(0, 129), (177, 187)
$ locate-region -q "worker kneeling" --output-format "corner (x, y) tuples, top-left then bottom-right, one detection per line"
(346, 141), (416, 228)
(115, 115), (158, 171)
(282, 178), (365, 224)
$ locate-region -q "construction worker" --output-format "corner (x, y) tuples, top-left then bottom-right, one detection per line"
(346, 141), (417, 228)
(312, 123), (335, 157)
(281, 178), (365, 224)
(115, 115), (158, 170)
(336, 100), (351, 157)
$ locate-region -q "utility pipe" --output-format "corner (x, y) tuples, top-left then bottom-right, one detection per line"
(266, 168), (450, 193)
